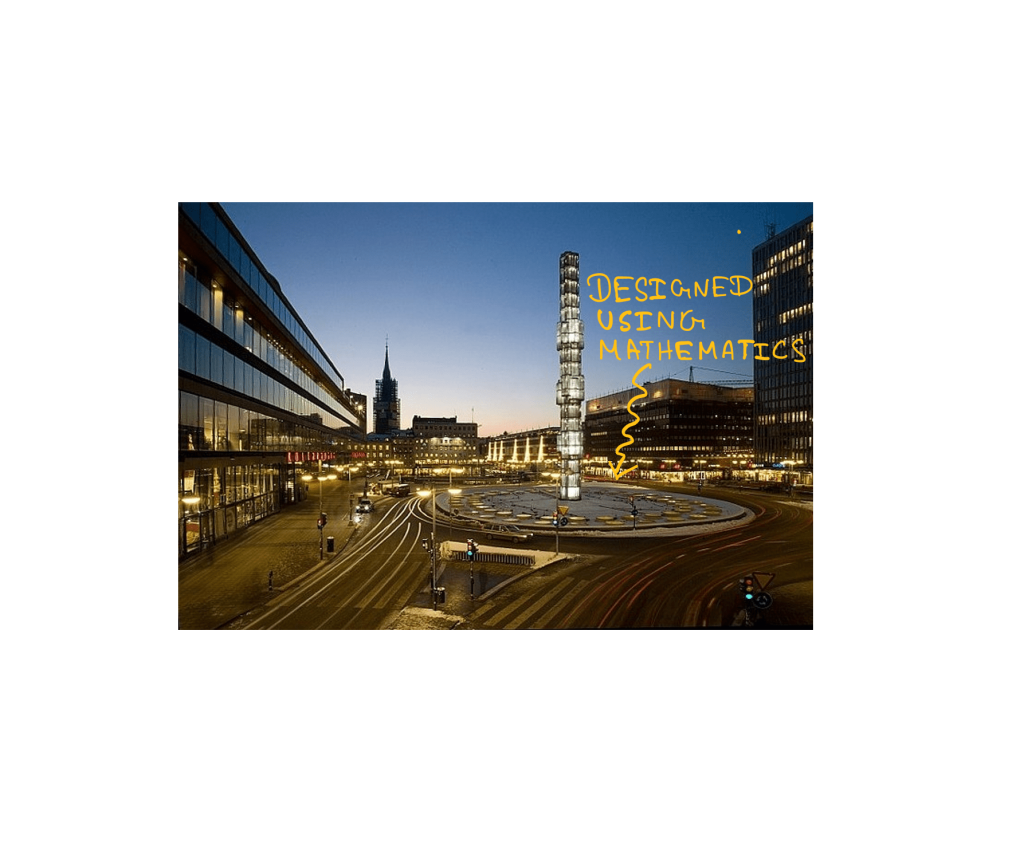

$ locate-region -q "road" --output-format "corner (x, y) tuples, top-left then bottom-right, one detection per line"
(230, 494), (436, 630)
(452, 485), (813, 629)
(223, 482), (811, 629)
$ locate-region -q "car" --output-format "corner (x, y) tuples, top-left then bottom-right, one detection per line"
(483, 524), (533, 543)
(356, 497), (374, 513)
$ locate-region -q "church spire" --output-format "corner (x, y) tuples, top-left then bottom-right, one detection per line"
(382, 339), (392, 381)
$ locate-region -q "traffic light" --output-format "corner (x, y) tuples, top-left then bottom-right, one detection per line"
(317, 516), (324, 529)
(467, 539), (475, 559)
(740, 576), (756, 601)
(321, 512), (328, 526)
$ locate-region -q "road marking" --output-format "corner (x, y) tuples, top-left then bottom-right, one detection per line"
(505, 578), (578, 629)
(527, 579), (591, 628)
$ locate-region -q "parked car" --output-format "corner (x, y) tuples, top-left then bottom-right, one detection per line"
(484, 524), (533, 543)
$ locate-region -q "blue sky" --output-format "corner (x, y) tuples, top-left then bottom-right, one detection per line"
(221, 202), (812, 436)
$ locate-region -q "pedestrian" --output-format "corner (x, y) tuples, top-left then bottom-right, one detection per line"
(268, 570), (274, 592)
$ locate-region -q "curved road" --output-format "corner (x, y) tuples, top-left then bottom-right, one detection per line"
(230, 483), (811, 629)
(233, 495), (435, 630)
(454, 485), (812, 629)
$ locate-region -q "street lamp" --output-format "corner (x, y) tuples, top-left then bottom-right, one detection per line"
(418, 487), (438, 607)
(448, 488), (461, 540)
(417, 484), (460, 608)
(695, 459), (707, 493)
(302, 471), (336, 559)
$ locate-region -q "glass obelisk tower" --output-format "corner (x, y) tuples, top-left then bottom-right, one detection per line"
(556, 251), (584, 501)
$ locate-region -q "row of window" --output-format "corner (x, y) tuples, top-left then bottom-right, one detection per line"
(179, 325), (356, 433)
(588, 444), (750, 456)
(179, 390), (354, 453)
(756, 436), (812, 452)
(181, 463), (280, 507)
(178, 463), (285, 556)
(180, 203), (344, 389)
(180, 268), (358, 427)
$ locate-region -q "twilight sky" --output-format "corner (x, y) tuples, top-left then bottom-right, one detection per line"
(221, 202), (812, 437)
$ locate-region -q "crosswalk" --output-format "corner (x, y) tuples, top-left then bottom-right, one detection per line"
(469, 576), (583, 629)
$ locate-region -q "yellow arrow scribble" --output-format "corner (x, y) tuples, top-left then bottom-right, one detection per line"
(609, 363), (652, 480)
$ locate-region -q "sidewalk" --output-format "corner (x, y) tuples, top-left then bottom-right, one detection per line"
(178, 480), (363, 629)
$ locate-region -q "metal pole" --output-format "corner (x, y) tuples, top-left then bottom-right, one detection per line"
(431, 484), (437, 608)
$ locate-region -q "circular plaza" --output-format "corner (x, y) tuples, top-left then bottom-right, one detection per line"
(433, 480), (753, 535)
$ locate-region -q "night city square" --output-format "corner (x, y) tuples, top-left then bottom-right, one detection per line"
(179, 202), (813, 629)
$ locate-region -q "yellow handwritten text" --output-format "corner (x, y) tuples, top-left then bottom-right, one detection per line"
(608, 363), (653, 480)
(587, 273), (753, 303)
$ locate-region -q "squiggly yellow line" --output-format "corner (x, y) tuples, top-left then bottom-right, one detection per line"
(609, 363), (652, 476)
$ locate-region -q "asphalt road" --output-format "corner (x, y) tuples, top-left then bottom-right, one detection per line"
(222, 481), (811, 629)
(451, 484), (812, 629)
(228, 494), (436, 629)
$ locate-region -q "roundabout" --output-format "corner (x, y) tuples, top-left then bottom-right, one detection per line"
(431, 480), (754, 537)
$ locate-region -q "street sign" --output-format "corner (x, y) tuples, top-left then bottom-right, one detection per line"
(753, 591), (773, 610)
(560, 517), (568, 526)
(753, 571), (775, 592)
(557, 506), (569, 515)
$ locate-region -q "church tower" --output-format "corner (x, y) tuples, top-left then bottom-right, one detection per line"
(374, 343), (401, 434)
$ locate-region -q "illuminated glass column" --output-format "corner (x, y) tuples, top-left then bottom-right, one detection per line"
(556, 251), (584, 500)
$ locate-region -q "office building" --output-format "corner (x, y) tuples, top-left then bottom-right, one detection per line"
(178, 203), (365, 559)
(411, 416), (478, 472)
(585, 378), (753, 478)
(752, 215), (813, 482)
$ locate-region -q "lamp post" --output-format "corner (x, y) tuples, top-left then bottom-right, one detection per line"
(417, 483), (461, 608)
(448, 488), (461, 540)
(417, 487), (437, 607)
(302, 470), (336, 559)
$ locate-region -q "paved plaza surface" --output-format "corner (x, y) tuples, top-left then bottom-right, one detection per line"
(435, 480), (754, 536)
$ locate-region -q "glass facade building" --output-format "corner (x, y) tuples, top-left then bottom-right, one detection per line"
(178, 203), (366, 560)
(752, 215), (813, 481)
